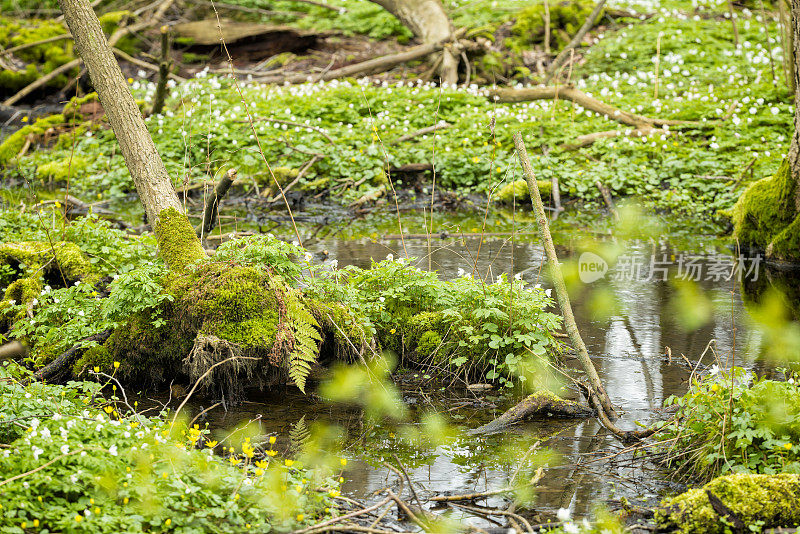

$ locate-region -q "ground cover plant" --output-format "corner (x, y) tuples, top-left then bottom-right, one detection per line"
(0, 360), (343, 532)
(1, 2), (792, 221)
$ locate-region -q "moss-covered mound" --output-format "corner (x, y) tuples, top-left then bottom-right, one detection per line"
(0, 14), (136, 96)
(495, 178), (553, 205)
(0, 114), (67, 166)
(510, 0), (602, 51)
(731, 159), (800, 262)
(102, 261), (370, 399)
(656, 474), (800, 533)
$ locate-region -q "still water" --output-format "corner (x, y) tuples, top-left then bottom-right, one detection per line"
(194, 208), (785, 521)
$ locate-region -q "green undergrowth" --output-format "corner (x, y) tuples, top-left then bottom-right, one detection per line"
(659, 367), (800, 483)
(0, 14), (136, 95)
(4, 5), (790, 219)
(0, 360), (342, 532)
(2, 212), (563, 391)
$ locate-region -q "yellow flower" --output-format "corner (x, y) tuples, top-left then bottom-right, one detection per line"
(123, 482), (128, 487)
(127, 77), (134, 83)
(340, 458), (347, 466)
(329, 489), (340, 497)
(205, 440), (218, 448)
(711, 383), (720, 393)
(350, 157), (356, 162)
(94, 366), (100, 373)
(266, 450), (277, 457)
(33, 520), (39, 527)
(338, 477), (344, 483)
(21, 116), (29, 122)
(255, 460), (267, 469)
(162, 472), (168, 479)
(284, 459), (294, 467)
(94, 507), (100, 514)
(123, 497), (129, 505)
(296, 514), (304, 522)
(38, 496), (42, 502)
(269, 436), (276, 444)
(114, 361), (120, 369)
(295, 484), (303, 492)
(255, 469), (264, 476)
(165, 518), (172, 526)
(472, 157), (480, 163)
(234, 494), (240, 500)
(229, 457), (240, 465)
(785, 443), (793, 450)
(75, 515), (83, 522)
(104, 406), (114, 413)
(246, 524), (251, 529)
(390, 328), (396, 334)
(21, 522), (26, 529)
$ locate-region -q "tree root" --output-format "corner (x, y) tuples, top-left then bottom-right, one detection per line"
(468, 391), (593, 435)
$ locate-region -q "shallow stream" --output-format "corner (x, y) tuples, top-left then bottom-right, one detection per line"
(178, 206), (789, 522)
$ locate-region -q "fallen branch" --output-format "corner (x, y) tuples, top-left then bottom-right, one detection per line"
(112, 47), (186, 83)
(545, 0), (606, 83)
(3, 59), (82, 106)
(255, 38), (453, 84)
(0, 33), (73, 58)
(558, 126), (665, 150)
(388, 120), (450, 145)
(513, 133), (616, 418)
(491, 86), (708, 129)
(469, 391), (593, 435)
(267, 155), (322, 202)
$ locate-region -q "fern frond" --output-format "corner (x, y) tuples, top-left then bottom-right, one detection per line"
(287, 298), (321, 393)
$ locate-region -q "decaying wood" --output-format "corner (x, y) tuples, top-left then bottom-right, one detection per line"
(514, 133), (616, 419)
(197, 168), (238, 240)
(0, 33), (73, 58)
(34, 330), (112, 381)
(151, 25), (172, 116)
(255, 39), (451, 84)
(469, 391), (593, 435)
(544, 0), (606, 83)
(5, 0), (177, 107)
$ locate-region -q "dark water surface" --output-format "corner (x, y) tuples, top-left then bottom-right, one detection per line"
(186, 207), (782, 521)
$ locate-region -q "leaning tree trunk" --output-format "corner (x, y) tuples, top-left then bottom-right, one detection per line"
(369, 0), (459, 85)
(58, 0), (206, 272)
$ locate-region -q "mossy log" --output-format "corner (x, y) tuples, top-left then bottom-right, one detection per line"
(468, 391), (593, 435)
(732, 159), (800, 263)
(656, 474), (800, 533)
(95, 261), (373, 400)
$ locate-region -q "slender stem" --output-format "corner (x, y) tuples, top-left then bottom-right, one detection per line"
(512, 132), (616, 419)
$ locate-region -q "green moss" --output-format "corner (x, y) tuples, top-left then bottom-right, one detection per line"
(0, 114), (67, 166)
(0, 17), (77, 92)
(72, 345), (113, 377)
(62, 92), (99, 121)
(181, 52), (208, 64)
(36, 156), (89, 182)
(509, 0), (602, 51)
(415, 330), (442, 357)
(732, 159), (799, 262)
(656, 474), (800, 533)
(153, 207), (207, 272)
(0, 241), (99, 288)
(495, 179), (552, 205)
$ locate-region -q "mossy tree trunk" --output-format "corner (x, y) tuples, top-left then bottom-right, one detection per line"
(731, 0), (800, 263)
(368, 0), (459, 85)
(57, 0), (205, 272)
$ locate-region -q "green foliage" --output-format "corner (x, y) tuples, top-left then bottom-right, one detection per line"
(287, 298), (322, 393)
(0, 361), (341, 532)
(306, 256), (562, 387)
(214, 233), (306, 279)
(660, 368), (800, 482)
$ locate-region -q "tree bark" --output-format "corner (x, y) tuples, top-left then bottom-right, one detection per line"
(790, 0), (800, 211)
(368, 0), (459, 85)
(57, 0), (205, 271)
